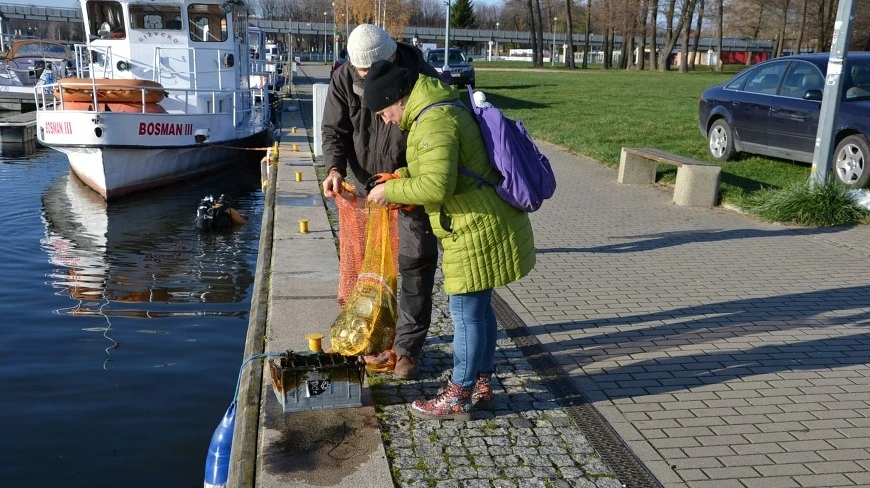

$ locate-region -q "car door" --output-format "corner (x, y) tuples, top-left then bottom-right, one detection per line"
(768, 61), (824, 159)
(731, 61), (788, 148)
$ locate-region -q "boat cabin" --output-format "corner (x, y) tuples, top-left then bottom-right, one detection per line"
(79, 0), (256, 114)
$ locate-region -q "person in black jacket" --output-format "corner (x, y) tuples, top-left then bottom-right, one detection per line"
(321, 24), (440, 380)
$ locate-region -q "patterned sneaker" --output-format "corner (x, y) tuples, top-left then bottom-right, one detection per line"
(472, 372), (493, 407)
(409, 380), (473, 421)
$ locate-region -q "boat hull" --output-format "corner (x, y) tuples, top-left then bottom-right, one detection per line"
(57, 132), (269, 199)
(37, 109), (271, 199)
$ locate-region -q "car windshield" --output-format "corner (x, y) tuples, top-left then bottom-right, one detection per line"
(428, 50), (466, 65)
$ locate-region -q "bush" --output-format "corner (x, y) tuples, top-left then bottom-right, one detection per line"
(737, 177), (870, 227)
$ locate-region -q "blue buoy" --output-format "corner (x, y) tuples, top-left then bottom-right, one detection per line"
(204, 402), (236, 488)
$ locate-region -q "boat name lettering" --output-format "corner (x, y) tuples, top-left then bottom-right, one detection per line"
(44, 121), (73, 135)
(138, 32), (180, 44)
(138, 122), (193, 136)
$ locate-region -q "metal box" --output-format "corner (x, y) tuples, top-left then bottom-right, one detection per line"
(268, 351), (365, 412)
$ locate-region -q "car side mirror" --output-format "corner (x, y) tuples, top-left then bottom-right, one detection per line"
(804, 89), (823, 101)
(468, 58), (473, 62)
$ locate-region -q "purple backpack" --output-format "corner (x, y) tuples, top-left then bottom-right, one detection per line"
(417, 89), (556, 212)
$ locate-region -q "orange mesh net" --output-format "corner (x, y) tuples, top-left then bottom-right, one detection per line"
(329, 201), (399, 356)
(334, 191), (399, 306)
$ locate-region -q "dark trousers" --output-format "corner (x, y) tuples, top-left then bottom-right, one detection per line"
(393, 205), (438, 359)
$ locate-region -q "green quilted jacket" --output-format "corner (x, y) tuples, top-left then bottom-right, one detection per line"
(384, 75), (536, 295)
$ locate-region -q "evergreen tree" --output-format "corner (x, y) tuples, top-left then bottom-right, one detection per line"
(451, 0), (477, 29)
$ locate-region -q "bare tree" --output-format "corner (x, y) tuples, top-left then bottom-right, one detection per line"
(648, 0), (658, 70)
(526, 0), (540, 65)
(678, 0), (697, 73)
(716, 0), (723, 70)
(534, 0), (545, 66)
(689, 0), (703, 69)
(637, 0), (649, 70)
(658, 0), (691, 71)
(582, 0), (591, 68)
(564, 0), (576, 68)
(774, 0), (790, 57)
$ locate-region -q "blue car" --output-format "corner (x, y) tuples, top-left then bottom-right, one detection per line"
(426, 48), (475, 88)
(698, 52), (870, 187)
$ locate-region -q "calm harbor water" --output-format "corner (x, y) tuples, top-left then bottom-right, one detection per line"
(0, 143), (265, 487)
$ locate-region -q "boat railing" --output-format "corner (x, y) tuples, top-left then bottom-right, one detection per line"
(34, 81), (267, 123)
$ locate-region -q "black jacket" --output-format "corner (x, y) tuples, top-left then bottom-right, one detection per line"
(321, 42), (440, 186)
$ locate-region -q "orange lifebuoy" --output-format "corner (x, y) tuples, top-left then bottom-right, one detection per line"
(54, 78), (167, 103)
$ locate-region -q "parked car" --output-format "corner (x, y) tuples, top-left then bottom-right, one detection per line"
(698, 52), (870, 187)
(0, 39), (73, 87)
(426, 47), (475, 87)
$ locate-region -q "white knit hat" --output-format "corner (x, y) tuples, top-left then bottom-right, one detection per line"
(347, 24), (397, 68)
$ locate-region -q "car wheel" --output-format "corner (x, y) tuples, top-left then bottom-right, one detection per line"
(707, 119), (736, 161)
(834, 134), (870, 187)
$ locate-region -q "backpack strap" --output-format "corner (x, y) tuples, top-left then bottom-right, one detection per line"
(413, 100), (466, 125)
(413, 99), (497, 189)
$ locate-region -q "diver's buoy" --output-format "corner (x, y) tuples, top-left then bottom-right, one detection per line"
(203, 402), (235, 488)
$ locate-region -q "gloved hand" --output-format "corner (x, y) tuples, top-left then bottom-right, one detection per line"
(364, 172), (401, 194)
(364, 172), (414, 210)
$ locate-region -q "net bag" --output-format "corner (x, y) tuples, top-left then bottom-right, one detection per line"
(334, 190), (398, 306)
(330, 202), (398, 356)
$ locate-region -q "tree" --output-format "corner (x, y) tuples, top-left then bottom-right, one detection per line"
(451, 0), (477, 28)
(526, 0), (540, 65)
(689, 0), (704, 69)
(564, 0), (576, 68)
(534, 0), (545, 67)
(648, 0), (658, 70)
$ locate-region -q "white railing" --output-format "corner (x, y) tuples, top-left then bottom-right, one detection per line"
(34, 81), (268, 135)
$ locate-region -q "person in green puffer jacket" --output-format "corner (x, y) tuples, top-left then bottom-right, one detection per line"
(364, 59), (536, 421)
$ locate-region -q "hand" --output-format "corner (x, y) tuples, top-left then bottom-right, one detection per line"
(364, 172), (401, 194)
(322, 169), (344, 198)
(366, 182), (390, 206)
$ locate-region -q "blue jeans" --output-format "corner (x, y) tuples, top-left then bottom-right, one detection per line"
(449, 289), (497, 388)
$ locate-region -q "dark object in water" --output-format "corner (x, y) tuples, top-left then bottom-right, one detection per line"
(196, 194), (246, 231)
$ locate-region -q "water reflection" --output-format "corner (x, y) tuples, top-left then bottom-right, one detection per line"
(40, 166), (262, 318)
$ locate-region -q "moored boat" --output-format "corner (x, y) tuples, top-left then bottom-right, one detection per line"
(35, 0), (274, 199)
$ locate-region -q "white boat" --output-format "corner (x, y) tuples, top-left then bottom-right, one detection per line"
(35, 0), (274, 200)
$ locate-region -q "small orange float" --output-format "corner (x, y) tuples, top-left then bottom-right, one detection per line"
(54, 78), (168, 104)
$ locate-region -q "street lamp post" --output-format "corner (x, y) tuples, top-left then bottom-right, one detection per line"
(323, 11), (328, 62)
(551, 17), (557, 67)
(443, 0), (451, 75)
(495, 22), (499, 60)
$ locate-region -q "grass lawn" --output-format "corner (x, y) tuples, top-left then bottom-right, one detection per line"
(472, 67), (812, 204)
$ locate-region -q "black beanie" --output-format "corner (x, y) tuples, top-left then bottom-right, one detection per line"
(363, 60), (418, 113)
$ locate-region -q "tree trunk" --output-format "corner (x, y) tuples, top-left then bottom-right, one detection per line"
(625, 0), (640, 69)
(603, 26), (612, 68)
(796, 0), (807, 53)
(526, 0), (539, 65)
(565, 0), (576, 68)
(716, 0), (723, 70)
(775, 0), (790, 57)
(752, 2), (765, 40)
(665, 0), (677, 40)
(689, 0), (703, 69)
(649, 0), (658, 70)
(658, 0), (690, 71)
(582, 0), (591, 68)
(638, 0), (649, 70)
(535, 0), (545, 67)
(679, 0), (696, 73)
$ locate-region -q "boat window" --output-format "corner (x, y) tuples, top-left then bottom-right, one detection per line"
(129, 5), (183, 31)
(87, 1), (126, 40)
(188, 4), (228, 42)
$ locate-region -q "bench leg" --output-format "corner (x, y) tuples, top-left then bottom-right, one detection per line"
(617, 150), (658, 184)
(674, 165), (722, 207)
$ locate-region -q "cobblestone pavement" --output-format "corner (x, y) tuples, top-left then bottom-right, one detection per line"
(370, 273), (624, 488)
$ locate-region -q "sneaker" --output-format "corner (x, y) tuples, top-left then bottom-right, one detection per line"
(409, 380), (473, 421)
(393, 355), (420, 380)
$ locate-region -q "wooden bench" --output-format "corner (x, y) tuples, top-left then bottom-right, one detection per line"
(617, 147), (722, 207)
